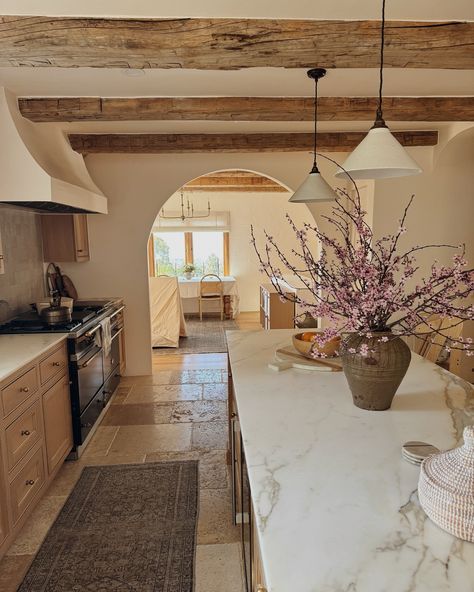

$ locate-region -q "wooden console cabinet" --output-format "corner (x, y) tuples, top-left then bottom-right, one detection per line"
(0, 341), (73, 559)
(259, 283), (295, 330)
(41, 214), (90, 262)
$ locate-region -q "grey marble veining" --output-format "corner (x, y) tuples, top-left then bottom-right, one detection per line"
(226, 329), (474, 592)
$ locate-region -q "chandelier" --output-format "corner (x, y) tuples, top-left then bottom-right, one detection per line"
(159, 189), (211, 221)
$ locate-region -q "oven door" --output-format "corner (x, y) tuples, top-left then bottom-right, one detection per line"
(74, 345), (104, 413)
(103, 328), (122, 380)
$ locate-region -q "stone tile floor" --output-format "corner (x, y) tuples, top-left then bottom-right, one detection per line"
(0, 352), (244, 592)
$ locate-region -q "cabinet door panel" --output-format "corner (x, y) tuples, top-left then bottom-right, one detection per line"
(5, 399), (42, 471)
(0, 450), (9, 546)
(9, 446), (45, 525)
(73, 215), (90, 261)
(42, 376), (73, 475)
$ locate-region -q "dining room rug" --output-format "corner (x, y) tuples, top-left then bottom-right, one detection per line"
(154, 317), (238, 355)
(17, 461), (199, 592)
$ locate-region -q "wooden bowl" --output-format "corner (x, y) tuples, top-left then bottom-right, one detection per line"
(292, 332), (341, 358)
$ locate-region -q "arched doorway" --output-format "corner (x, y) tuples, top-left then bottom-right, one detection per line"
(146, 168), (315, 355)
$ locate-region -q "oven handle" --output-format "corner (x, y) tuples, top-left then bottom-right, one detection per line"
(109, 305), (125, 321)
(84, 324), (101, 339)
(80, 348), (102, 368)
(111, 327), (124, 341)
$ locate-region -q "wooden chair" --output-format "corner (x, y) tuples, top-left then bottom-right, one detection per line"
(407, 315), (463, 363)
(199, 274), (224, 321)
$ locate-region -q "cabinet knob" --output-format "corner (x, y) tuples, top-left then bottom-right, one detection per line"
(77, 249), (84, 252)
(20, 386), (29, 393)
(21, 430), (31, 436)
(256, 587), (267, 592)
(25, 479), (35, 486)
(52, 361), (61, 367)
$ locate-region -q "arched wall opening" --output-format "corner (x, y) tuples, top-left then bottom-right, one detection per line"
(59, 152), (345, 376)
(147, 168), (319, 318)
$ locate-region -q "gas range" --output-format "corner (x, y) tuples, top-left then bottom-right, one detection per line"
(0, 300), (118, 337)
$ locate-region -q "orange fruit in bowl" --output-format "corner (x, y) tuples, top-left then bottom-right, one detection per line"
(293, 332), (341, 358)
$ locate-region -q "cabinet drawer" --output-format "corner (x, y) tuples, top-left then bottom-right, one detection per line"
(1, 367), (38, 418)
(9, 446), (45, 525)
(39, 346), (67, 386)
(5, 400), (43, 471)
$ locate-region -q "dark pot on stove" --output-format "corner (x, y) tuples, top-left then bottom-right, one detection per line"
(40, 305), (72, 325)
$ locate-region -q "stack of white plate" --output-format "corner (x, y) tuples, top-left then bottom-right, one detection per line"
(401, 441), (440, 465)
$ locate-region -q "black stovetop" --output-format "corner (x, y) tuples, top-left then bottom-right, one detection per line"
(0, 301), (109, 334)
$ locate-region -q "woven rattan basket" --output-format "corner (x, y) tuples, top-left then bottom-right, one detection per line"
(418, 425), (474, 542)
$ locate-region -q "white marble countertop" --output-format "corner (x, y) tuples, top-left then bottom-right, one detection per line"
(226, 329), (474, 592)
(0, 334), (68, 383)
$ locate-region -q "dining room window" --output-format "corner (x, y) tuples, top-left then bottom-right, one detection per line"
(151, 231), (229, 277)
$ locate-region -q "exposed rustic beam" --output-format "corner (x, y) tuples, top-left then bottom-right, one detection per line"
(18, 96), (474, 123)
(68, 131), (438, 154)
(183, 186), (288, 193)
(186, 176), (282, 187)
(1, 17), (472, 70)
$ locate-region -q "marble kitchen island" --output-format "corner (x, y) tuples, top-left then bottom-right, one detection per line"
(226, 329), (474, 592)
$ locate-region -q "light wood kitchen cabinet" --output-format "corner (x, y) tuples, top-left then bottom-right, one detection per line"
(0, 458), (9, 546)
(41, 213), (90, 262)
(0, 341), (73, 559)
(259, 283), (295, 329)
(42, 375), (73, 475)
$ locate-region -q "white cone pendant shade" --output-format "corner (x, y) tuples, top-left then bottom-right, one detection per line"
(335, 126), (422, 180)
(289, 169), (338, 203)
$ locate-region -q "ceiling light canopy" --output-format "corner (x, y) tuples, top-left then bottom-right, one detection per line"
(289, 68), (337, 203)
(335, 0), (422, 180)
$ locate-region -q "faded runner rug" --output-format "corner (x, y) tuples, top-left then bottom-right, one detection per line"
(18, 461), (199, 592)
(154, 317), (238, 355)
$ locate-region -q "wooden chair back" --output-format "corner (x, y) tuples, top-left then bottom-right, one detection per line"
(200, 274), (223, 297)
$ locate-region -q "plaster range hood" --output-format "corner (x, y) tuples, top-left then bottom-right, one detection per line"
(0, 88), (107, 214)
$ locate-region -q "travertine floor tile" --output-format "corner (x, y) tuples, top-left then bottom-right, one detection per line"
(119, 372), (173, 386)
(81, 452), (147, 465)
(0, 555), (33, 592)
(197, 488), (240, 544)
(195, 544), (244, 592)
(170, 401), (227, 423)
(112, 385), (132, 404)
(125, 384), (203, 404)
(7, 496), (66, 555)
(81, 426), (119, 458)
(192, 421), (228, 450)
(45, 460), (84, 497)
(101, 403), (173, 426)
(169, 369), (226, 384)
(203, 383), (228, 401)
(108, 424), (192, 455)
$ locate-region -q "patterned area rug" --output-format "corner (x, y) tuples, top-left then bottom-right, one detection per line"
(154, 317), (238, 355)
(18, 461), (199, 592)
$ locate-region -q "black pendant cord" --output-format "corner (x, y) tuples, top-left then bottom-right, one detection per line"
(374, 0), (386, 127)
(312, 75), (319, 172)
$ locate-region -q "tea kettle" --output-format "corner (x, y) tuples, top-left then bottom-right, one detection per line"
(40, 292), (72, 325)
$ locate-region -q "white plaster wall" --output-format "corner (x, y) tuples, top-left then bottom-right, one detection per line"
(57, 140), (474, 378)
(58, 151), (344, 375)
(157, 189), (316, 311)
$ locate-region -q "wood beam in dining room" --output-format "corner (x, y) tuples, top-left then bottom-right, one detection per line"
(18, 97), (474, 123)
(68, 131), (438, 154)
(1, 17), (472, 70)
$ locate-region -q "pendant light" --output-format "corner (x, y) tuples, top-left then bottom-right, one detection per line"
(335, 0), (422, 180)
(289, 68), (337, 203)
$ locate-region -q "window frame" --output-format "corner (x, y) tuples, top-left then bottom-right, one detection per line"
(150, 231), (230, 277)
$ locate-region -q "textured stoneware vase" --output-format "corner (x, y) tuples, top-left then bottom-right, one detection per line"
(341, 332), (411, 411)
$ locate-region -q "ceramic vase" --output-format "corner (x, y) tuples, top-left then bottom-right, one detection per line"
(341, 332), (411, 411)
(184, 272), (193, 280)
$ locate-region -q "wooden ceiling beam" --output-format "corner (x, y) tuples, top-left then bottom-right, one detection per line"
(18, 96), (474, 123)
(1, 16), (472, 70)
(186, 176), (280, 187)
(183, 186), (288, 193)
(68, 131), (438, 154)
